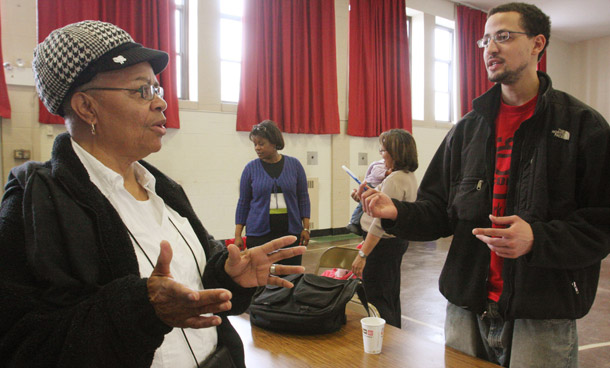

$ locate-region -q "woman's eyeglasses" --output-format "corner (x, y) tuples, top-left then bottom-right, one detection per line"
(81, 84), (164, 101)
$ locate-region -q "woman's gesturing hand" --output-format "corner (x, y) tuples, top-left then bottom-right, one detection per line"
(148, 241), (232, 329)
(225, 235), (306, 289)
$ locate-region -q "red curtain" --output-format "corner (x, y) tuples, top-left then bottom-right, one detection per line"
(456, 5), (493, 117)
(347, 0), (412, 137)
(0, 15), (11, 119)
(36, 0), (179, 128)
(236, 0), (340, 134)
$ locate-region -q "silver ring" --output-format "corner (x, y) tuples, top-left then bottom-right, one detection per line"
(269, 264), (277, 276)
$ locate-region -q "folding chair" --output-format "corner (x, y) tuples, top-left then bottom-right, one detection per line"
(315, 246), (380, 318)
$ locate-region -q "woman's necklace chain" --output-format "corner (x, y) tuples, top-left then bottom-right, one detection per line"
(125, 216), (203, 368)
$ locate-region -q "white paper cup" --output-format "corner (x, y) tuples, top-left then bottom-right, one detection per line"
(360, 317), (385, 354)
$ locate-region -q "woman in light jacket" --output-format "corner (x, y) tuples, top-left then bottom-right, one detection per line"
(351, 129), (418, 327)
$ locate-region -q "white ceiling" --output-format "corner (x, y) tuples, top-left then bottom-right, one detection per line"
(457, 0), (610, 43)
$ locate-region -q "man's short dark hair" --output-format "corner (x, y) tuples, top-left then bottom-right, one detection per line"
(249, 120), (285, 150)
(380, 129), (418, 173)
(489, 2), (551, 61)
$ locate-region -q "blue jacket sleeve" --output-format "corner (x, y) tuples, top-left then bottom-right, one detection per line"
(235, 162), (253, 225)
(295, 159), (311, 219)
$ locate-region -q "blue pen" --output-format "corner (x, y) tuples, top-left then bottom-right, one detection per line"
(341, 165), (371, 190)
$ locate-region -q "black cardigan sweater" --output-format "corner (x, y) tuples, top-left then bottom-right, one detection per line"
(0, 132), (254, 367)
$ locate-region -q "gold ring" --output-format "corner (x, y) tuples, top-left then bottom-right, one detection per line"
(270, 264), (277, 275)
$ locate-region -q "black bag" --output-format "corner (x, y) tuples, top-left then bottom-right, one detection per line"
(249, 273), (368, 334)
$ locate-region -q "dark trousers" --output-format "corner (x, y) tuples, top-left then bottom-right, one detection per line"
(246, 213), (302, 265)
(361, 232), (409, 328)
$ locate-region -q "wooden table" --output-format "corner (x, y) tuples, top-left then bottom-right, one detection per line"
(229, 311), (501, 367)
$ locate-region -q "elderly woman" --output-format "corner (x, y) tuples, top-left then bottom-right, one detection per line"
(0, 21), (304, 368)
(350, 129), (418, 328)
(234, 120), (311, 265)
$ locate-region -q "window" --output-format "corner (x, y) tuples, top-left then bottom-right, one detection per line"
(434, 17), (454, 122)
(406, 8), (424, 121)
(174, 0), (188, 99)
(406, 15), (412, 73)
(220, 0), (244, 103)
(174, 0), (197, 101)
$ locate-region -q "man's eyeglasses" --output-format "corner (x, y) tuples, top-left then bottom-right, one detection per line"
(81, 84), (164, 101)
(477, 30), (532, 48)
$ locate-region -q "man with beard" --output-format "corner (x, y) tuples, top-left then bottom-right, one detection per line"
(358, 2), (609, 367)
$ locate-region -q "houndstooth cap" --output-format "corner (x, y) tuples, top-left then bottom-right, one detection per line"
(33, 20), (168, 116)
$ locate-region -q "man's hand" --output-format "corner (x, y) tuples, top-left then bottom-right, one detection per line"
(148, 241), (232, 329)
(225, 235), (306, 289)
(472, 215), (534, 258)
(359, 181), (398, 220)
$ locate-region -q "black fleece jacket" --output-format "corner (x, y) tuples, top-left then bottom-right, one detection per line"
(0, 133), (254, 367)
(382, 72), (610, 320)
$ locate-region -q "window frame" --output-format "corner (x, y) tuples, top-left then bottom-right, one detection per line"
(175, 0), (190, 100)
(434, 24), (454, 123)
(406, 8), (424, 122)
(407, 15), (412, 76)
(219, 5), (244, 104)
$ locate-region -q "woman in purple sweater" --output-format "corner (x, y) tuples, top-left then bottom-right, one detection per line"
(234, 120), (311, 265)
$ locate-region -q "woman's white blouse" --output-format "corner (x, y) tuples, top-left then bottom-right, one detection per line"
(72, 138), (217, 368)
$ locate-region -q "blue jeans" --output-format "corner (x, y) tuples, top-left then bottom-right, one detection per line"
(444, 302), (578, 367)
(349, 202), (363, 225)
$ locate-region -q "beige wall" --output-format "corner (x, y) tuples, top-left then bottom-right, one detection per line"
(567, 36), (610, 120)
(545, 38), (571, 91)
(1, 0), (608, 239)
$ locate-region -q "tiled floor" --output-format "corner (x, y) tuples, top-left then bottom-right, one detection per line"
(303, 234), (610, 368)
